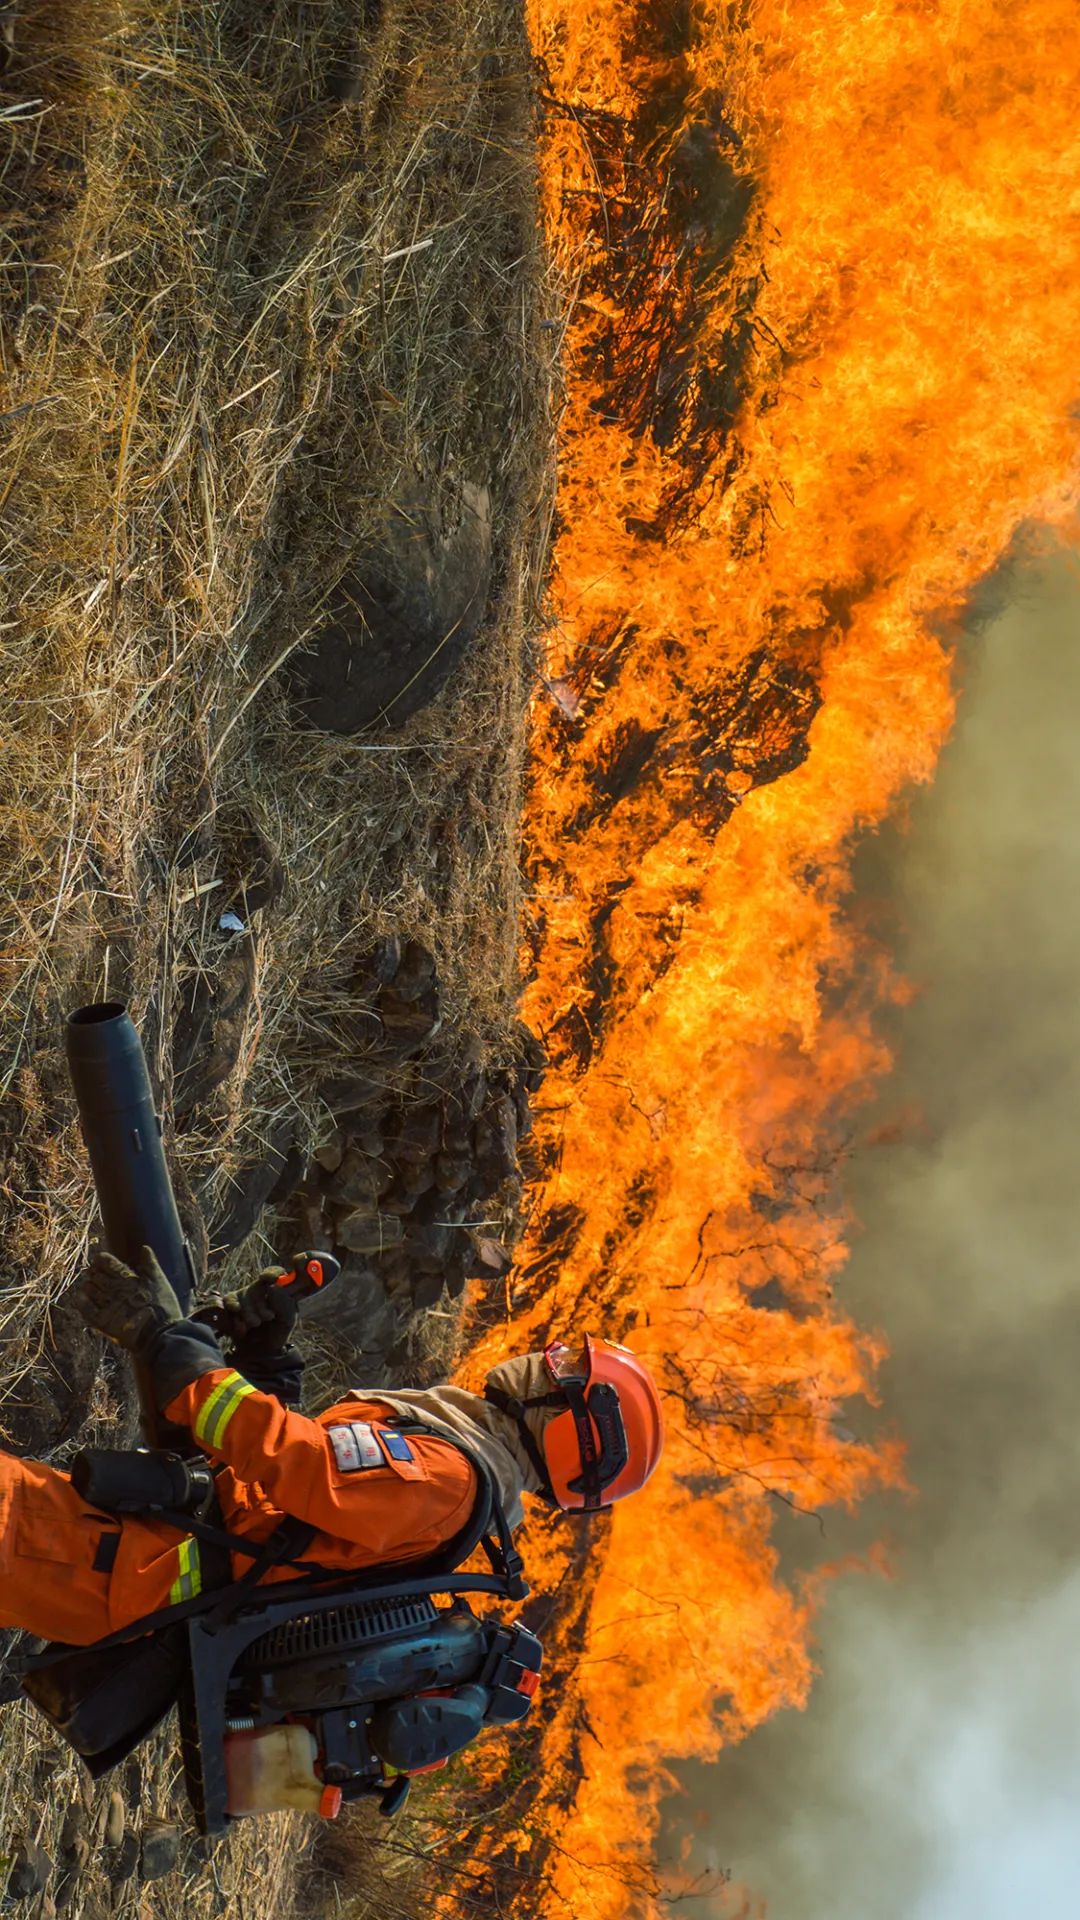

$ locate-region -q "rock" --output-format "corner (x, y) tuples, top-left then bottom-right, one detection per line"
(285, 475), (493, 733)
(404, 1221), (454, 1270)
(298, 1193), (327, 1247)
(314, 1129), (345, 1173)
(460, 1072), (487, 1121)
(470, 1236), (513, 1280)
(139, 1821), (180, 1881)
(336, 1210), (404, 1255)
(6, 1838), (51, 1900)
(473, 1094), (518, 1187)
(326, 1149), (392, 1209)
(378, 1252), (414, 1297)
(106, 1832), (139, 1885)
(378, 1189), (417, 1218)
(267, 1143), (308, 1207)
(412, 1272), (446, 1310)
(352, 1121), (385, 1158)
(390, 1105), (442, 1163)
(434, 1151), (471, 1194)
(340, 1008), (386, 1051)
(378, 995), (440, 1054)
(301, 1258), (378, 1321)
(302, 1263), (399, 1352)
(357, 934), (403, 987)
(55, 1870), (80, 1914)
(395, 1161), (436, 1201)
(122, 1753), (143, 1806)
(172, 935), (257, 1120)
(319, 1071), (385, 1115)
(104, 1791), (125, 1849)
(469, 1163), (501, 1202)
(388, 940), (437, 1004)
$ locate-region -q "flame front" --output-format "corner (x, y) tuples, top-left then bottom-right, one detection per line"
(453, 2), (1080, 1913)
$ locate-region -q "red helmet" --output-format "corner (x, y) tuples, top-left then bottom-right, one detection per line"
(540, 1335), (664, 1512)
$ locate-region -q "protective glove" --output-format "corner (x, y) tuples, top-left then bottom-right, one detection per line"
(74, 1246), (184, 1354)
(228, 1267), (300, 1339)
(197, 1267), (301, 1356)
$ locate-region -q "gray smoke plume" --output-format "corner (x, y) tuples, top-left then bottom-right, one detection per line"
(665, 542), (1080, 1917)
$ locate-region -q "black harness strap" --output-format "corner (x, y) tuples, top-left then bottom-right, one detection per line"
(92, 1530), (121, 1577)
(483, 1383), (562, 1508)
(382, 1419), (528, 1599)
(152, 1509), (317, 1578)
(16, 1568), (526, 1677)
(484, 1378), (629, 1512)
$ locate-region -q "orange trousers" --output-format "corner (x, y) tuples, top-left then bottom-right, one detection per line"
(0, 1450), (184, 1647)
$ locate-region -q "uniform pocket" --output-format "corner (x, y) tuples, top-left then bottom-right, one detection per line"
(14, 1496), (101, 1566)
(373, 1427), (429, 1483)
(326, 1421), (430, 1484)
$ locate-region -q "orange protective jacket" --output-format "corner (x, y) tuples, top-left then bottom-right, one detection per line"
(0, 1373), (477, 1648)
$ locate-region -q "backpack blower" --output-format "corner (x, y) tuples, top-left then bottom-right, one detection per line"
(11, 1003), (541, 1831)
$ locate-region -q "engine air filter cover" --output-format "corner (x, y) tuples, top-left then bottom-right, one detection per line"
(242, 1601), (489, 1716)
(244, 1596), (438, 1670)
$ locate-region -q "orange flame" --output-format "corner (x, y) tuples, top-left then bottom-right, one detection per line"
(453, 2), (1080, 1913)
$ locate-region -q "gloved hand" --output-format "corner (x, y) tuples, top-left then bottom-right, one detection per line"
(74, 1246), (184, 1354)
(210, 1267), (301, 1351)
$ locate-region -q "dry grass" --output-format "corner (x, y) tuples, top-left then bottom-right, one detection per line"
(0, 0), (554, 1912)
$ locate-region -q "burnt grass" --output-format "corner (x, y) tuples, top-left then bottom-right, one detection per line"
(0, 1), (554, 1915)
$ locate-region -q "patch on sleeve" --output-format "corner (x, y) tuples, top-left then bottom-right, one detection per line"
(378, 1429), (415, 1464)
(329, 1422), (384, 1473)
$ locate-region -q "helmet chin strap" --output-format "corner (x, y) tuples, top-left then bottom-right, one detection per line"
(483, 1382), (564, 1509)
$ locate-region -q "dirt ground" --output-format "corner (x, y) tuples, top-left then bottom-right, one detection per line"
(0, 1), (553, 1913)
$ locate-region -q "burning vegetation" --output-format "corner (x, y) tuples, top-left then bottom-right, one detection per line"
(435, 0), (1080, 1914)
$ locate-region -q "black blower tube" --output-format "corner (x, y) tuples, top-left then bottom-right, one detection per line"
(66, 1002), (198, 1441)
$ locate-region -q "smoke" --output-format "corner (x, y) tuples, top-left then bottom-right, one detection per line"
(664, 539), (1080, 1916)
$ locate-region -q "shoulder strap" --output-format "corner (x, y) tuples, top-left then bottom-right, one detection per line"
(482, 1382), (560, 1506)
(13, 1565), (525, 1679)
(383, 1418), (528, 1600)
(153, 1508), (316, 1578)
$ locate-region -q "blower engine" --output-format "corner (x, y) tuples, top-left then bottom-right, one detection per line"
(212, 1592), (541, 1822)
(22, 1578), (542, 1831)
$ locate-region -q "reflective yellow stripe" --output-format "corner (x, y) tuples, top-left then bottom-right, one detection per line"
(168, 1537), (202, 1605)
(194, 1370), (255, 1449)
(193, 1373), (237, 1445)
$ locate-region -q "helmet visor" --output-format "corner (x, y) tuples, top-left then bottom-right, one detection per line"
(544, 1340), (590, 1385)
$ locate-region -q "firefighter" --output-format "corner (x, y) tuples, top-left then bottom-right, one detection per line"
(0, 1248), (663, 1648)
